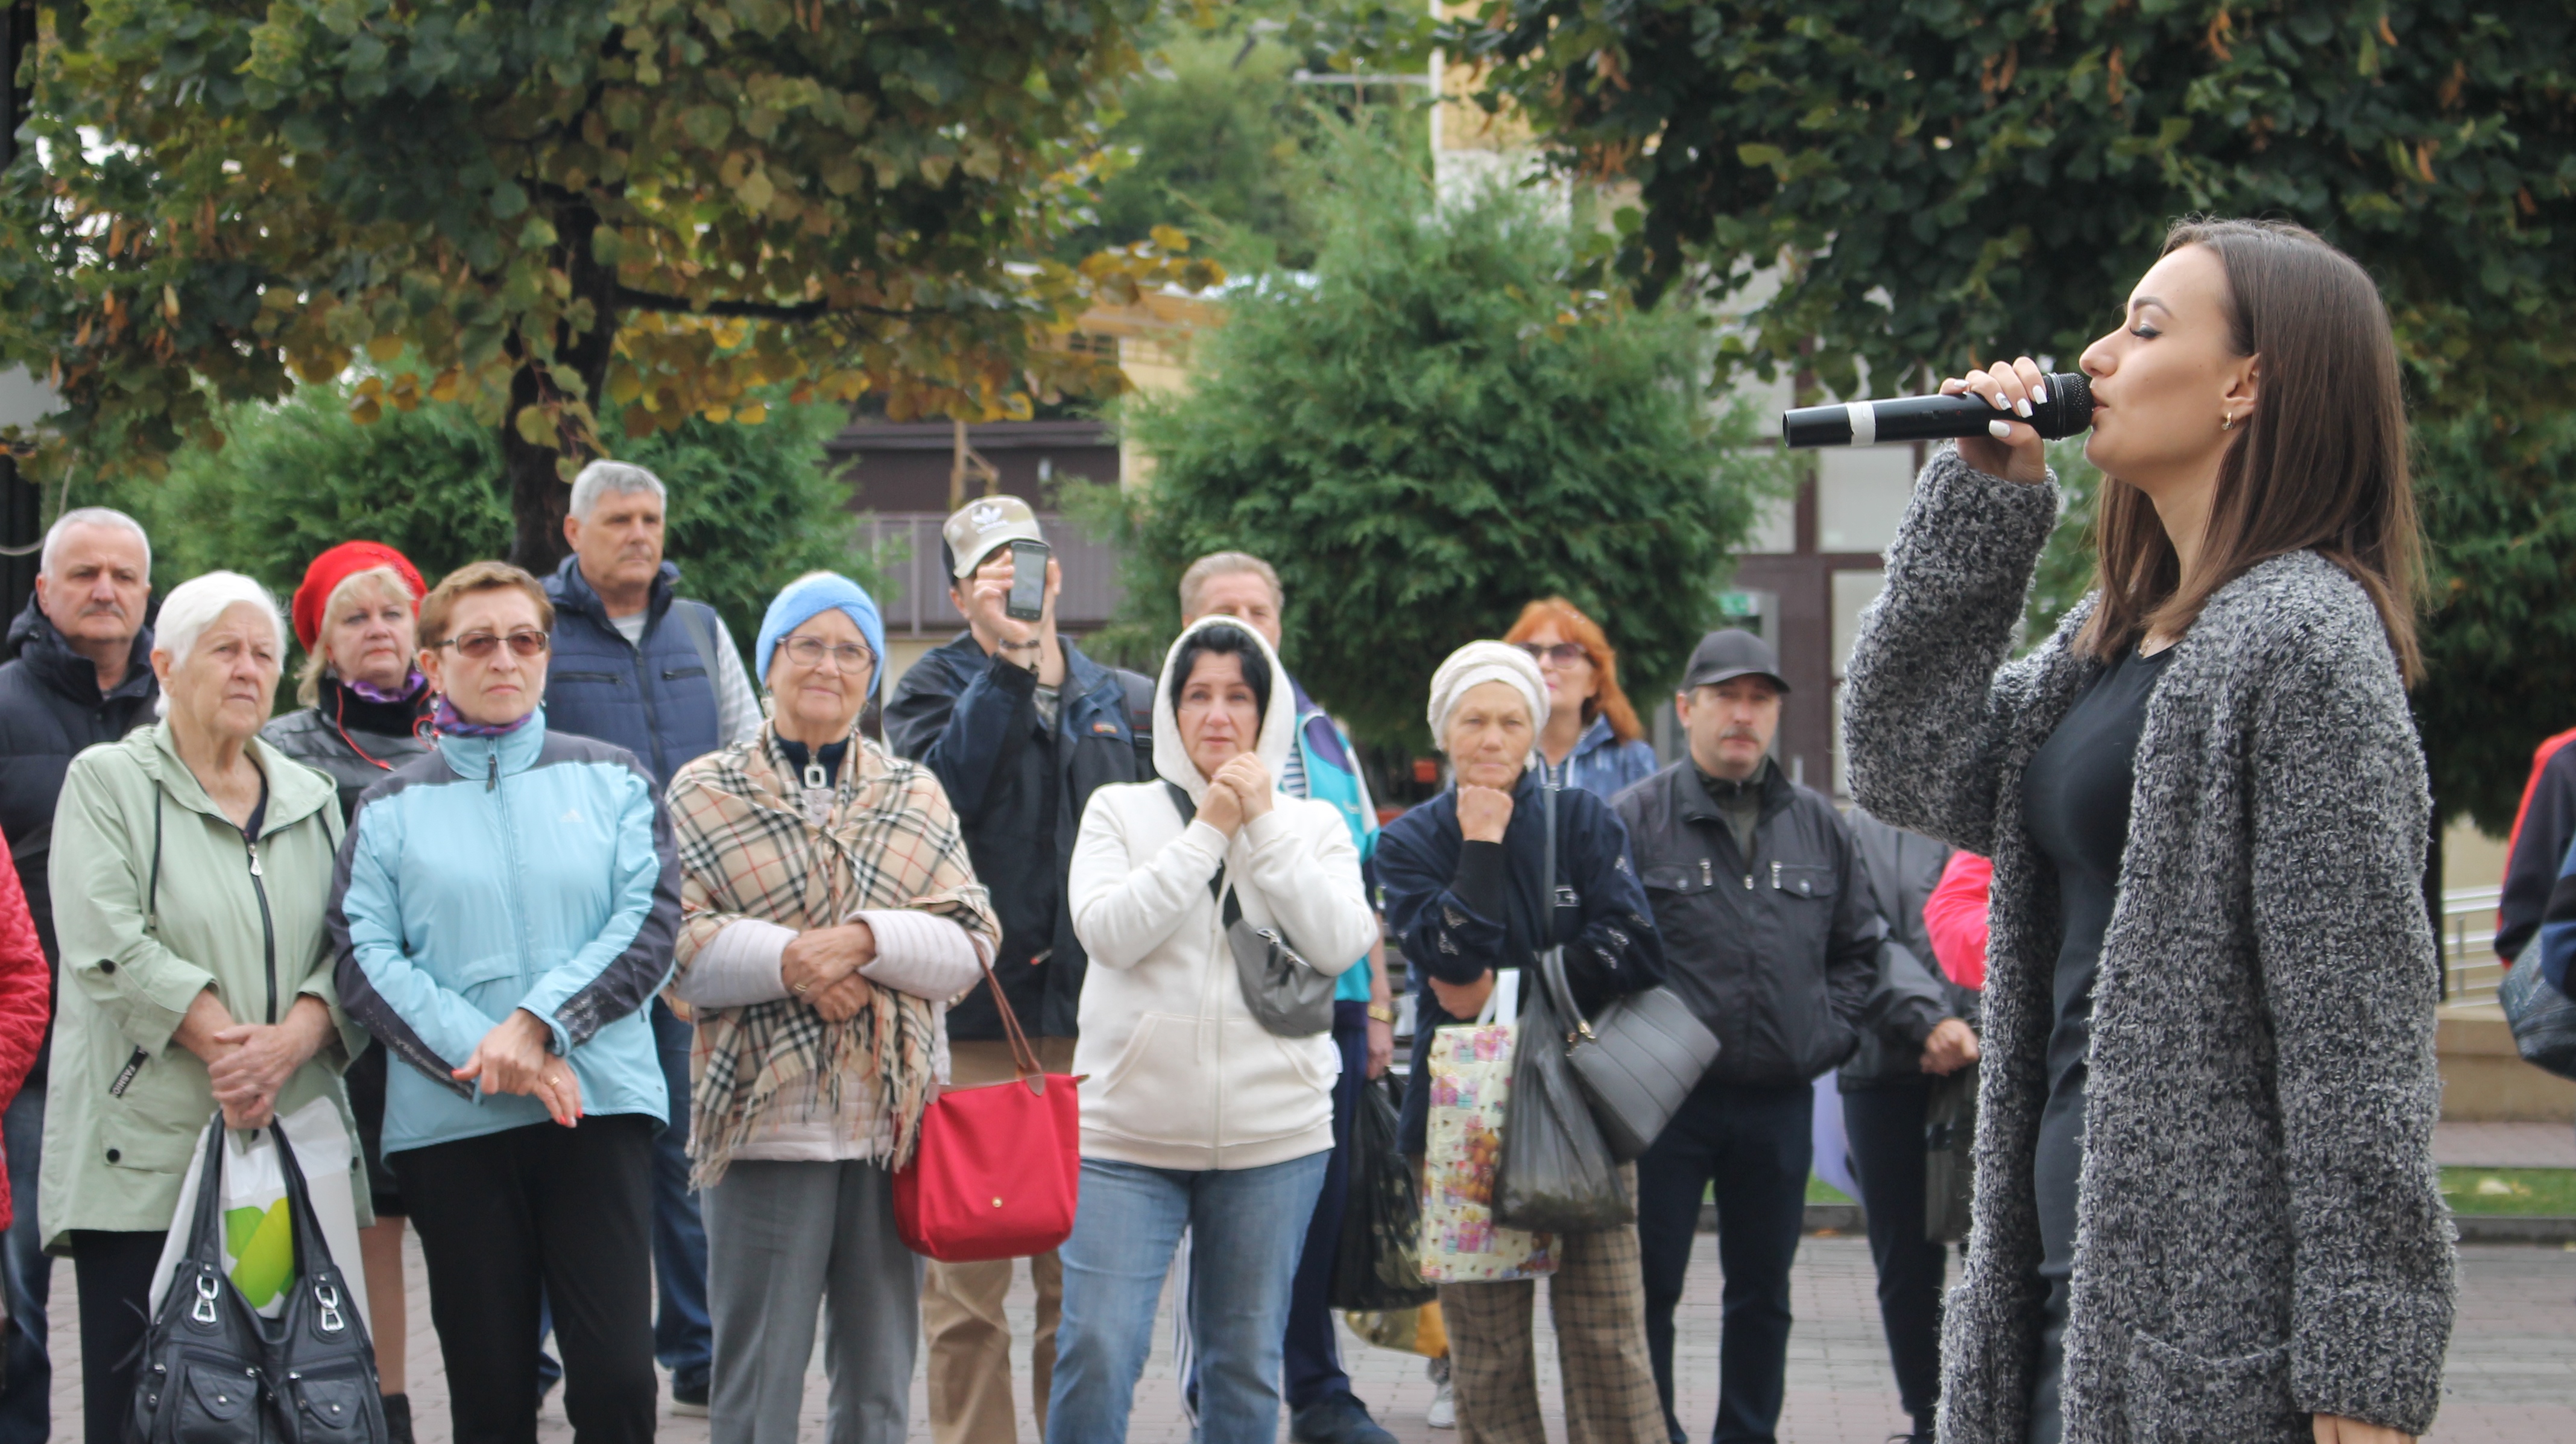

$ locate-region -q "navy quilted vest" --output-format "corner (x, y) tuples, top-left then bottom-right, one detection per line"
(541, 557), (723, 788)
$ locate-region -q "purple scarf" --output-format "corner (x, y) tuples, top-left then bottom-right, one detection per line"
(349, 668), (428, 705)
(431, 694), (535, 739)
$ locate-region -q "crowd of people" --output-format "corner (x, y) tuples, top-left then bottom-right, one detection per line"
(0, 215), (2460, 1444)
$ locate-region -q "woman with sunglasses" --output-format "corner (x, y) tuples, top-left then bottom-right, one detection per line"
(663, 572), (999, 1444)
(330, 560), (681, 1444)
(262, 540), (434, 1444)
(1503, 599), (1658, 801)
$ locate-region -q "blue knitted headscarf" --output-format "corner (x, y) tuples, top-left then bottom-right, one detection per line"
(756, 571), (887, 698)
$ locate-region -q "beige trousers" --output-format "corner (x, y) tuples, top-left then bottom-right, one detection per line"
(1439, 1170), (1665, 1444)
(921, 1036), (1078, 1444)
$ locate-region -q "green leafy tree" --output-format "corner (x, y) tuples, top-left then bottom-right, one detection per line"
(2, 0), (1215, 569)
(99, 382), (862, 657)
(1451, 1), (2575, 417)
(1089, 133), (1789, 755)
(1454, 1), (2576, 832)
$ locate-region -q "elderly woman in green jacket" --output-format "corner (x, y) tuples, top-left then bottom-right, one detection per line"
(40, 571), (365, 1444)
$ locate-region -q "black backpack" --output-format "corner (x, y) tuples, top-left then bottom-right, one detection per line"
(127, 1117), (386, 1444)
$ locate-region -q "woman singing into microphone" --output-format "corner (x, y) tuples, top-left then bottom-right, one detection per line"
(1842, 218), (2452, 1444)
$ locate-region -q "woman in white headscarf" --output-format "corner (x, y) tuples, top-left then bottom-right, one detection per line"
(1049, 617), (1381, 1444)
(1375, 640), (1671, 1444)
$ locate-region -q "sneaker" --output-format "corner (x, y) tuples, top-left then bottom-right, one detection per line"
(1291, 1394), (1398, 1444)
(671, 1380), (709, 1418)
(1426, 1378), (1455, 1431)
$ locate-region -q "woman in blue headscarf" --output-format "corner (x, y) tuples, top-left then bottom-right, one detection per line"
(663, 572), (1001, 1444)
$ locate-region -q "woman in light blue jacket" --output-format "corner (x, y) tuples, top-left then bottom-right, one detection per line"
(329, 561), (679, 1444)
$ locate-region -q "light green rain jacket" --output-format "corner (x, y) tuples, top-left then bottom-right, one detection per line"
(38, 724), (369, 1252)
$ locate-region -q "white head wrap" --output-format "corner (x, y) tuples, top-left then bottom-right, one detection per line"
(1426, 641), (1547, 773)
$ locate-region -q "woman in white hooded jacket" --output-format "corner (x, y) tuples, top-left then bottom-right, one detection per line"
(1047, 616), (1381, 1444)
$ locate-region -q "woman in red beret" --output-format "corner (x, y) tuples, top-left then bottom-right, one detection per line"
(261, 539), (432, 1444)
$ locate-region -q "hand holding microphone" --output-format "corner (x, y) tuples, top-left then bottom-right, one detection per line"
(1780, 355), (2076, 486)
(1944, 356), (2059, 486)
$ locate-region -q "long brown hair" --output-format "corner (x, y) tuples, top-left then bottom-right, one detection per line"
(1503, 598), (1646, 743)
(2077, 218), (2422, 682)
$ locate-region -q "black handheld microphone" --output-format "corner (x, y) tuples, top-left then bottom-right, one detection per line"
(1781, 372), (2093, 448)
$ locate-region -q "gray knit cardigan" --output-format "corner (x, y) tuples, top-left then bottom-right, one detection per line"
(1843, 451), (2454, 1443)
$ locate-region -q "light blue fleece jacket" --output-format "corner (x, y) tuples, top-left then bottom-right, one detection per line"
(327, 709), (681, 1154)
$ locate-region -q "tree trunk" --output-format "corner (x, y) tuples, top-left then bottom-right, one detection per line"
(502, 197), (622, 574)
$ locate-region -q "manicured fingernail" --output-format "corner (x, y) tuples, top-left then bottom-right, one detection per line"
(2015, 397), (2033, 417)
(1987, 391), (2006, 409)
(1987, 419), (2013, 440)
(2035, 379), (2050, 404)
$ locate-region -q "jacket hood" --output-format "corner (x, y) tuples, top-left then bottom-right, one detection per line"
(1152, 616), (1296, 801)
(125, 721), (339, 836)
(7, 595), (157, 705)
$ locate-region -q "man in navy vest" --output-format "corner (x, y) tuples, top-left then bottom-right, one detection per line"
(540, 460), (762, 1417)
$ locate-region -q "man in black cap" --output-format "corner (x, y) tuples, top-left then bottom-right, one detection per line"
(1610, 629), (1884, 1444)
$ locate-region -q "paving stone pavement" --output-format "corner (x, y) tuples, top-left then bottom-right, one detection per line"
(42, 1235), (2576, 1442)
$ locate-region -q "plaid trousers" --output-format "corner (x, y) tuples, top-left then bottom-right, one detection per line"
(1439, 1173), (1665, 1444)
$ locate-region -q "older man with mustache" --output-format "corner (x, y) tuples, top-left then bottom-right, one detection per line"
(0, 506), (157, 1444)
(1608, 629), (1885, 1444)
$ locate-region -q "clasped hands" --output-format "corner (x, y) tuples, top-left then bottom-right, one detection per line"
(781, 919), (880, 1023)
(455, 1009), (582, 1127)
(181, 989), (334, 1130)
(1193, 754), (1275, 838)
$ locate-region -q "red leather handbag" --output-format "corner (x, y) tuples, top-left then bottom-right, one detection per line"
(893, 965), (1082, 1262)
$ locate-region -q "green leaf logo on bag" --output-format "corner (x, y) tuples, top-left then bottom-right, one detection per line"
(223, 1201), (295, 1308)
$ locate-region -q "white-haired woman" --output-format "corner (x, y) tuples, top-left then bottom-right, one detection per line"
(42, 571), (364, 1444)
(1375, 641), (1670, 1444)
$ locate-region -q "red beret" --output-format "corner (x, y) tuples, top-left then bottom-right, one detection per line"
(291, 541), (426, 651)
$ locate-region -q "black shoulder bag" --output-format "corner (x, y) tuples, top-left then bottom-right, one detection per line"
(1163, 782), (1334, 1037)
(1493, 781), (1633, 1232)
(1525, 784), (1722, 1162)
(128, 1116), (387, 1444)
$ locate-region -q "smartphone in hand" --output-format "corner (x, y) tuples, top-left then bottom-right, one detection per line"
(1005, 539), (1049, 621)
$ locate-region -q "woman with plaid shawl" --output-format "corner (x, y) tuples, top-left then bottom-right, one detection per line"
(665, 573), (1000, 1444)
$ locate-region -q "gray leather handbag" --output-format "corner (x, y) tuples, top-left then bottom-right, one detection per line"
(1532, 781), (1723, 1162)
(1166, 782), (1334, 1037)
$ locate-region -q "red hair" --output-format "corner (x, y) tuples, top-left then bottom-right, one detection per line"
(1504, 598), (1646, 744)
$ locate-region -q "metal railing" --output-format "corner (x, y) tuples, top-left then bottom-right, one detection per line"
(2443, 884), (2505, 1006)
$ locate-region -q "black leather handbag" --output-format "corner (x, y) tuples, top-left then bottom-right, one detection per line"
(127, 1116), (387, 1444)
(1528, 782), (1722, 1162)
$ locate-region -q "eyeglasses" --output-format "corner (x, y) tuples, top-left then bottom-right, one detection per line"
(435, 630), (551, 659)
(1518, 642), (1589, 667)
(778, 636), (874, 671)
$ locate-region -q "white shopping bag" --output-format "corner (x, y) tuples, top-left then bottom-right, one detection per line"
(147, 1097), (368, 1319)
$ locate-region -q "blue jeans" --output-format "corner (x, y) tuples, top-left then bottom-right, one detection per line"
(1636, 1078), (1812, 1444)
(1047, 1153), (1328, 1444)
(651, 998), (713, 1393)
(0, 1082), (50, 1444)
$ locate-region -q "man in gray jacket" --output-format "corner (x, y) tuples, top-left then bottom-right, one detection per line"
(1611, 630), (1881, 1444)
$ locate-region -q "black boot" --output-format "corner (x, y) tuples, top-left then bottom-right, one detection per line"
(381, 1393), (413, 1444)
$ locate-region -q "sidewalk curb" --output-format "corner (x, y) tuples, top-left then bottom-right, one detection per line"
(2455, 1214), (2576, 1244)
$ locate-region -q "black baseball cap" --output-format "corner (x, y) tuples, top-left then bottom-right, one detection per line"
(1679, 629), (1790, 693)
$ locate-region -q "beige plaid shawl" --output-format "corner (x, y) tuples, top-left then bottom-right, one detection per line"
(668, 727), (997, 1186)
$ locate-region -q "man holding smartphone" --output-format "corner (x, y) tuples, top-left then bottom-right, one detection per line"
(885, 496), (1153, 1444)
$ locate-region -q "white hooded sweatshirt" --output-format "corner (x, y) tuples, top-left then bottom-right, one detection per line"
(1065, 618), (1381, 1171)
